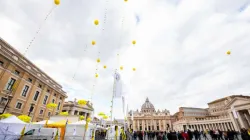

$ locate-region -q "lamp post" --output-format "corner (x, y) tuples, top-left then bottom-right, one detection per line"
(0, 94), (13, 115)
(28, 103), (35, 116)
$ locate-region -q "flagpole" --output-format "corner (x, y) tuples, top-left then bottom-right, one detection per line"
(110, 71), (116, 122)
(110, 70), (117, 139)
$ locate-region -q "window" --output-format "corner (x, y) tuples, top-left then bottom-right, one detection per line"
(43, 95), (48, 105)
(6, 78), (16, 91)
(14, 70), (20, 75)
(33, 91), (40, 101)
(60, 97), (62, 100)
(27, 78), (32, 83)
(21, 85), (29, 97)
(38, 84), (42, 89)
(0, 60), (3, 66)
(57, 102), (61, 110)
(52, 99), (55, 103)
(47, 89), (50, 93)
(16, 102), (22, 109)
(0, 97), (7, 105)
(54, 93), (56, 97)
(40, 109), (44, 114)
(48, 112), (51, 117)
(29, 105), (34, 113)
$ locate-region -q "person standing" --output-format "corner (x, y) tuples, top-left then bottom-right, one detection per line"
(182, 131), (190, 140)
(187, 129), (193, 140)
(227, 129), (234, 140)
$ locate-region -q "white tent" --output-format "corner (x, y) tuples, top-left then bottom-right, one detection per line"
(0, 116), (27, 140)
(64, 121), (96, 140)
(0, 116), (26, 124)
(34, 120), (54, 124)
(106, 125), (121, 139)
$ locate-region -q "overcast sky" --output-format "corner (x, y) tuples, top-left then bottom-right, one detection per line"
(1, 0), (250, 119)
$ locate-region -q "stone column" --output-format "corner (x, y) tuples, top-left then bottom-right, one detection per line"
(225, 122), (230, 130)
(229, 112), (239, 131)
(230, 122), (235, 130)
(220, 123), (223, 130)
(169, 120), (172, 130)
(220, 123), (224, 131)
(243, 113), (250, 127)
(163, 120), (166, 131)
(212, 123), (215, 130)
(216, 123), (219, 130)
(159, 120), (161, 130)
(223, 123), (227, 131)
(132, 120), (135, 130)
(214, 123), (218, 130)
(137, 120), (140, 131)
(141, 120), (145, 131)
(237, 111), (246, 128)
(154, 120), (157, 131)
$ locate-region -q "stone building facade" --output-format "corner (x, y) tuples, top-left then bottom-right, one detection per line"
(62, 99), (94, 119)
(127, 98), (174, 131)
(0, 37), (67, 121)
(173, 95), (250, 131)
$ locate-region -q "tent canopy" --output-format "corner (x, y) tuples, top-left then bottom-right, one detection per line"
(46, 120), (71, 128)
(0, 116), (26, 124)
(34, 120), (54, 124)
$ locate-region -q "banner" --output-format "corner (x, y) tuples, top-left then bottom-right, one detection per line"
(231, 106), (238, 118)
(113, 72), (122, 98)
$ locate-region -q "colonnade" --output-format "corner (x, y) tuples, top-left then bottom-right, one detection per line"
(184, 122), (235, 131)
(130, 119), (172, 131)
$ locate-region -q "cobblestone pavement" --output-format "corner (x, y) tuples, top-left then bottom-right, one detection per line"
(129, 134), (243, 140)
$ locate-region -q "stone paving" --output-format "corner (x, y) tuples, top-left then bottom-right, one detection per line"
(128, 134), (243, 140)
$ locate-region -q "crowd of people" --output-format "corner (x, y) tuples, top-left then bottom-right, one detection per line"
(123, 128), (250, 140)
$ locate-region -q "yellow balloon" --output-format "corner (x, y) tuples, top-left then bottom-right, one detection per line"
(120, 66), (123, 70)
(92, 41), (96, 45)
(132, 68), (136, 71)
(54, 0), (60, 5)
(104, 65), (107, 69)
(132, 40), (136, 45)
(94, 20), (99, 25)
(95, 73), (99, 78)
(227, 50), (231, 55)
(124, 0), (128, 2)
(97, 58), (100, 63)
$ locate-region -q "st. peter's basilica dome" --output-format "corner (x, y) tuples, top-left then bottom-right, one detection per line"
(141, 97), (156, 112)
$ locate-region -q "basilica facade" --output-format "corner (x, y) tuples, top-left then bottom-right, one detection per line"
(127, 98), (174, 131)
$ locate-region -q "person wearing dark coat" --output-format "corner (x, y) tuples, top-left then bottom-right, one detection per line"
(178, 131), (184, 140)
(167, 131), (172, 140)
(187, 129), (193, 140)
(240, 128), (249, 140)
(227, 130), (234, 140)
(138, 131), (143, 140)
(194, 130), (201, 140)
(171, 131), (178, 140)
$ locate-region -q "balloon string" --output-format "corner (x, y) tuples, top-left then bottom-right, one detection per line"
(23, 6), (56, 56)
(90, 0), (109, 102)
(71, 44), (88, 81)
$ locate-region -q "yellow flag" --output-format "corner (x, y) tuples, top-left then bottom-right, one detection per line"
(54, 128), (59, 140)
(19, 126), (26, 140)
(11, 81), (18, 91)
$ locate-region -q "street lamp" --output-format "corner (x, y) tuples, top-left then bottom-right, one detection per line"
(0, 94), (13, 115)
(28, 103), (35, 116)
